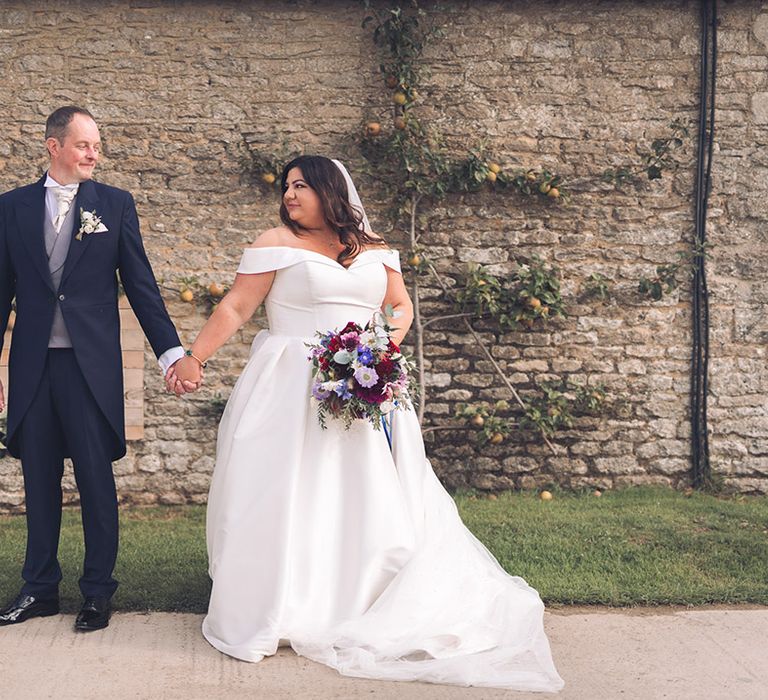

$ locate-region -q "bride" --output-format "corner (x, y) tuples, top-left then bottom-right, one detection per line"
(169, 156), (564, 692)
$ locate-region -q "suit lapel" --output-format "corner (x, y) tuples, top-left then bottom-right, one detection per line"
(18, 175), (54, 293)
(60, 179), (100, 286)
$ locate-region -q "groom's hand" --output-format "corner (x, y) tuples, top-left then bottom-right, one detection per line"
(166, 358), (203, 396)
(166, 365), (201, 396)
(165, 366), (201, 396)
(164, 366), (182, 395)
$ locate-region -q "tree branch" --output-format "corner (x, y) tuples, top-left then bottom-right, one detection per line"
(426, 261), (557, 453)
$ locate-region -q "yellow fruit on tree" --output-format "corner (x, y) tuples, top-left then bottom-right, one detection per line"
(526, 171), (538, 182)
(476, 279), (487, 286)
(366, 121), (381, 136)
(208, 282), (225, 298)
(490, 432), (504, 445)
(393, 92), (407, 105)
(470, 414), (485, 428)
(180, 288), (194, 303)
(407, 253), (421, 267)
(486, 171), (497, 183)
(538, 182), (551, 194)
(394, 116), (407, 130)
(261, 172), (276, 185)
(527, 297), (542, 309)
(488, 162), (501, 174)
(547, 187), (560, 198)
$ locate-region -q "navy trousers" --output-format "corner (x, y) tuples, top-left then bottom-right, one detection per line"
(19, 349), (119, 599)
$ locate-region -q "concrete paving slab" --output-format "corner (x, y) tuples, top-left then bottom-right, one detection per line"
(0, 607), (766, 699)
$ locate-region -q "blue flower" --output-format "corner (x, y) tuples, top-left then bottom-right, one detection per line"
(334, 381), (352, 400)
(357, 347), (374, 366)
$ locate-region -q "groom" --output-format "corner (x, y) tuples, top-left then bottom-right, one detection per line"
(0, 106), (186, 631)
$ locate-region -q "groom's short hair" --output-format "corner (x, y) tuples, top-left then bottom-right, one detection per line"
(45, 106), (95, 142)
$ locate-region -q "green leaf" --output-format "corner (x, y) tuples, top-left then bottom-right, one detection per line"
(647, 164), (663, 180)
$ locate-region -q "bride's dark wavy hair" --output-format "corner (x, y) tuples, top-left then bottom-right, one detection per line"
(279, 155), (384, 265)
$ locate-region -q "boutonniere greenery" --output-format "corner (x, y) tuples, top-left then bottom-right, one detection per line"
(76, 208), (109, 241)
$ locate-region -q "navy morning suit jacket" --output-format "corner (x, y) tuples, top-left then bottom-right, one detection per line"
(0, 174), (180, 460)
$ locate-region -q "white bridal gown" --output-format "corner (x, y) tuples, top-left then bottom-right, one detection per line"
(202, 246), (564, 692)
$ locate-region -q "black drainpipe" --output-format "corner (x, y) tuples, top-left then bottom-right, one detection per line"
(691, 0), (717, 489)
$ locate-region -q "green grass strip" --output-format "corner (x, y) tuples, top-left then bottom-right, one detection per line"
(0, 487), (766, 613)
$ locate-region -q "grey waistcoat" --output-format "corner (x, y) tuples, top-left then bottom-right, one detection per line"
(44, 202), (77, 348)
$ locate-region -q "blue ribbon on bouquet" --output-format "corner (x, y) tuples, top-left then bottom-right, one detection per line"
(381, 411), (393, 451)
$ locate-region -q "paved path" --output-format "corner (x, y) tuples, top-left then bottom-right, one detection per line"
(0, 607), (766, 699)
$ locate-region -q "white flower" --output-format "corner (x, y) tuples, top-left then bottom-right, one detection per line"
(76, 208), (108, 240)
(360, 323), (390, 351)
(359, 330), (376, 347)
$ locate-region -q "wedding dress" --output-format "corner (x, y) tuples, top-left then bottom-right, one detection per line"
(201, 244), (564, 692)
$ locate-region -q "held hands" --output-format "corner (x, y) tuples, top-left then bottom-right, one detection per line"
(166, 356), (204, 397)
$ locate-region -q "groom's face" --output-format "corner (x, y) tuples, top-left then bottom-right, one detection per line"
(47, 113), (101, 184)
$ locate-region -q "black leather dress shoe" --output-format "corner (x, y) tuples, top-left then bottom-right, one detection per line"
(75, 596), (111, 632)
(0, 593), (60, 626)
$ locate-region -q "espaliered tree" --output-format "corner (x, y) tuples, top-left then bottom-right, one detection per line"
(358, 1), (596, 450)
(236, 0), (690, 455)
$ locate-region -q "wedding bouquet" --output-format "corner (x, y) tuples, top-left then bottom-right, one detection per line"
(307, 314), (414, 430)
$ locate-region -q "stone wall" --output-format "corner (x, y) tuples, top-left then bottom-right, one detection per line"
(0, 0), (766, 510)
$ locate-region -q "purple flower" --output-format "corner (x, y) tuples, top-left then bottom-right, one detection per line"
(340, 331), (360, 349)
(354, 365), (379, 388)
(312, 383), (332, 400)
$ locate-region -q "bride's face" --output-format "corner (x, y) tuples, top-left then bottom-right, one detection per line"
(284, 167), (324, 228)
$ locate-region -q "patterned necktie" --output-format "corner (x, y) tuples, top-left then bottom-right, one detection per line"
(52, 187), (77, 233)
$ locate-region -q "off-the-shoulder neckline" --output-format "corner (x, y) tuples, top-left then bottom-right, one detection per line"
(244, 246), (396, 270)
